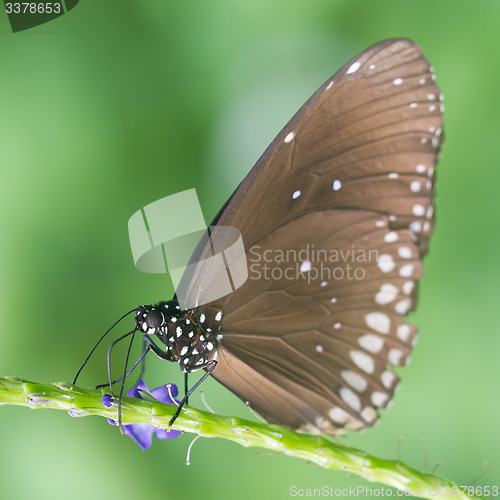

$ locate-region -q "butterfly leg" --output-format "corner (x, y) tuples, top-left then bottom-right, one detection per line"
(96, 335), (167, 389)
(168, 360), (218, 428)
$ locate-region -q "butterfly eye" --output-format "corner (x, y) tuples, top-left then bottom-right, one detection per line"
(145, 309), (163, 330)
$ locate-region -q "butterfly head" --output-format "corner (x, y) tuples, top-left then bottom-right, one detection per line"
(135, 300), (182, 335)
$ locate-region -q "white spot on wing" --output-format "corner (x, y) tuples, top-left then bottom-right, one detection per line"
(332, 179), (342, 191)
(396, 324), (412, 342)
(410, 181), (421, 192)
(413, 203), (426, 216)
(393, 78), (403, 85)
(381, 370), (396, 390)
(346, 419), (365, 431)
(350, 350), (375, 374)
(300, 261), (312, 273)
(384, 232), (398, 243)
(284, 132), (294, 143)
(398, 246), (412, 259)
(377, 254), (395, 273)
(395, 298), (411, 315)
(347, 61), (361, 74)
(399, 264), (414, 278)
(341, 370), (367, 392)
(403, 281), (414, 295)
(372, 391), (389, 407)
(329, 407), (349, 424)
(375, 283), (398, 305)
(388, 348), (405, 365)
(339, 387), (361, 411)
(292, 190), (301, 199)
(361, 407), (378, 423)
(358, 334), (384, 353)
(409, 221), (422, 233)
(365, 312), (391, 335)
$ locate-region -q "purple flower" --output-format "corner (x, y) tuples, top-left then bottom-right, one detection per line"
(103, 380), (182, 450)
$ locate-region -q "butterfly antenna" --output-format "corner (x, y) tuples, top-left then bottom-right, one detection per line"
(73, 308), (136, 385)
(117, 327), (137, 433)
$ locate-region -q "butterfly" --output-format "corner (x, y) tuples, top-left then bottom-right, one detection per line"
(78, 38), (443, 436)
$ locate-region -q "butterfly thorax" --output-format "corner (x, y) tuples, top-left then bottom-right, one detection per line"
(134, 299), (223, 373)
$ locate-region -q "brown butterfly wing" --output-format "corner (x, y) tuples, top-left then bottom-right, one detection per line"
(182, 39), (442, 434)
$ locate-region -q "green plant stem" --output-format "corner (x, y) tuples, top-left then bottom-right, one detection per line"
(0, 376), (481, 499)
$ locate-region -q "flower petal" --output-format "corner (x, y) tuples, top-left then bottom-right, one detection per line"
(155, 427), (182, 440)
(102, 394), (113, 408)
(124, 423), (154, 451)
(126, 379), (149, 399)
(150, 384), (179, 406)
(105, 380), (181, 449)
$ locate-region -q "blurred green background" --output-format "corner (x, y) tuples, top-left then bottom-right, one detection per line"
(0, 1), (498, 499)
